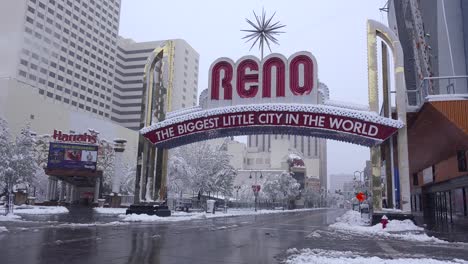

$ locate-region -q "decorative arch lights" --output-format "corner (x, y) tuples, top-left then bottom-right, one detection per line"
(142, 51), (404, 148)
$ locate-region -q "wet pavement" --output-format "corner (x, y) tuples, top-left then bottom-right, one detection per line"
(0, 208), (467, 264)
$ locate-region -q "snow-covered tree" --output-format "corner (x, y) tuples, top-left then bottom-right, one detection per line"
(167, 142), (236, 198)
(96, 139), (115, 194)
(167, 154), (193, 197)
(0, 117), (11, 198)
(302, 188), (321, 207)
(0, 121), (39, 199)
(262, 171), (300, 202)
(119, 163), (136, 195)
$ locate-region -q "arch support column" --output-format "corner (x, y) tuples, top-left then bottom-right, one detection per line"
(367, 19), (411, 212)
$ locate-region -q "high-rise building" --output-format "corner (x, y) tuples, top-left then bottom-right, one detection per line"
(388, 0), (468, 226)
(113, 37), (200, 130)
(0, 0), (122, 119)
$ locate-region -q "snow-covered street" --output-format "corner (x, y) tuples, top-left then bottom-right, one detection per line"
(0, 209), (467, 264)
(284, 249), (467, 264)
(94, 207), (323, 223)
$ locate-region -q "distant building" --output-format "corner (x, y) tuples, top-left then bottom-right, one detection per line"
(328, 173), (354, 193)
(113, 37), (200, 130)
(242, 83), (329, 189)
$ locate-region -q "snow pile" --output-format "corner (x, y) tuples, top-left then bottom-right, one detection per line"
(0, 226), (8, 233)
(93, 208), (127, 214)
(57, 221), (129, 228)
(0, 214), (22, 221)
(284, 248), (467, 264)
(120, 213), (205, 222)
(13, 205), (69, 215)
(330, 211), (445, 243)
(120, 208), (321, 222)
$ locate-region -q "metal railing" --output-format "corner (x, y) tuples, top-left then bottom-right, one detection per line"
(407, 76), (468, 110)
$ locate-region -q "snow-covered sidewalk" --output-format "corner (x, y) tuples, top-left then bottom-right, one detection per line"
(118, 208), (321, 222)
(284, 248), (467, 264)
(329, 210), (446, 243)
(12, 205), (69, 215)
(93, 207), (127, 214)
(0, 214), (23, 222)
(0, 205), (69, 222)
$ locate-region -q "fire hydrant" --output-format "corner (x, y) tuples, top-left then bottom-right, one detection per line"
(381, 215), (389, 229)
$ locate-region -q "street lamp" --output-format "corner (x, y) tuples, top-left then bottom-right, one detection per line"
(249, 171), (263, 212)
(234, 185), (241, 207)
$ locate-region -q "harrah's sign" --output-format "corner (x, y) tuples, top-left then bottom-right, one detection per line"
(52, 130), (97, 144)
(208, 52), (318, 107)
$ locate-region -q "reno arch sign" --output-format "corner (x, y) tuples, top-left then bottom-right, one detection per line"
(141, 51), (404, 148)
(208, 52), (318, 108)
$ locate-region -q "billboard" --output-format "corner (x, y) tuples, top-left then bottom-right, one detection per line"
(47, 142), (98, 171)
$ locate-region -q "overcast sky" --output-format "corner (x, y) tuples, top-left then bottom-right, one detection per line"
(119, 0), (389, 177)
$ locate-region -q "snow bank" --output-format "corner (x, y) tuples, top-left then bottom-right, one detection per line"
(0, 226), (8, 233)
(120, 208), (321, 222)
(13, 205), (69, 215)
(93, 208), (127, 214)
(330, 211), (445, 243)
(0, 214), (22, 221)
(57, 221), (129, 228)
(120, 213), (205, 222)
(285, 248), (467, 264)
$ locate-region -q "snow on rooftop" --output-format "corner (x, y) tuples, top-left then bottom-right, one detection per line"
(141, 103), (404, 134)
(166, 106), (203, 119)
(426, 94), (468, 102)
(324, 99), (370, 111)
(288, 153), (303, 160)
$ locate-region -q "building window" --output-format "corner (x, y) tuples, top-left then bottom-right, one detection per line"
(457, 150), (467, 172)
(18, 70), (27, 77)
(413, 173), (419, 185)
(315, 138), (318, 156)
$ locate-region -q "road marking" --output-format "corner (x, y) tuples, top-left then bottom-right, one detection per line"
(278, 223), (321, 228)
(256, 227), (315, 233)
(377, 241), (400, 256)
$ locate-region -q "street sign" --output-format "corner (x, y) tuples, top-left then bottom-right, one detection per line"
(252, 185), (261, 196)
(251, 185), (261, 192)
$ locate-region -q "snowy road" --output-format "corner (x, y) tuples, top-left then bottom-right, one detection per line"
(0, 209), (467, 264)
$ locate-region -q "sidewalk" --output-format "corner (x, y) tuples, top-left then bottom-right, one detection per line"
(416, 215), (468, 243)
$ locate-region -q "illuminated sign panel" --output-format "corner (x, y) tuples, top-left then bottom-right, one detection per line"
(208, 52), (318, 108)
(47, 142), (98, 171)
